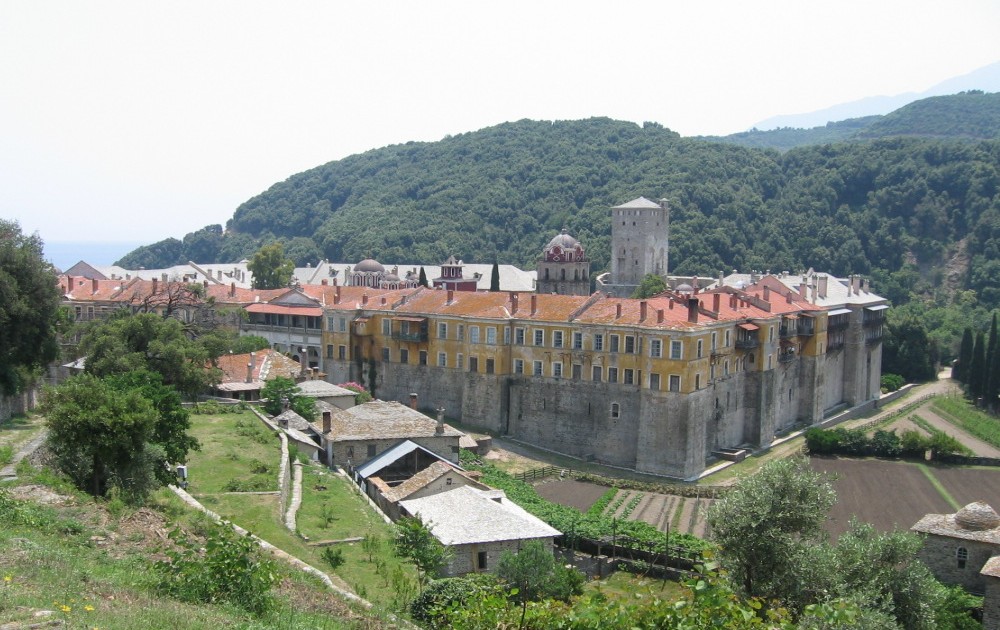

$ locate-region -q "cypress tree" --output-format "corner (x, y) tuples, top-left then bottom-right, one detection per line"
(956, 327), (974, 384)
(987, 313), (1000, 410)
(970, 332), (987, 402)
(418, 267), (428, 288)
(490, 262), (500, 292)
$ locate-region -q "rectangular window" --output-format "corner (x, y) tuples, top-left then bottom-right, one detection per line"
(534, 329), (544, 346)
(594, 334), (604, 351)
(592, 365), (602, 382)
(572, 332), (583, 350)
(470, 326), (480, 344)
(400, 349), (409, 364)
(382, 347), (390, 362)
(514, 359), (524, 374)
(650, 373), (661, 390)
(503, 327), (510, 345)
(572, 364), (582, 379)
(486, 358), (495, 374)
(711, 332), (717, 351)
(624, 368), (634, 385)
(438, 322), (448, 338)
(610, 335), (620, 353)
(327, 315), (336, 331)
(419, 350), (427, 365)
(625, 335), (635, 354)
(695, 373), (701, 389)
(725, 360), (730, 376)
(608, 367), (619, 383)
(697, 339), (704, 358)
(670, 340), (683, 360)
(326, 344), (333, 359)
(367, 444), (376, 458)
(515, 328), (525, 345)
(669, 375), (681, 392)
(477, 551), (488, 571)
(725, 330), (731, 347)
(650, 339), (662, 358)
(458, 325), (465, 341)
(339, 317), (347, 333)
(486, 327), (497, 345)
(553, 362), (563, 378)
(457, 353), (464, 369)
(533, 360), (543, 376)
(382, 319), (391, 336)
(553, 330), (564, 348)
(769, 326), (775, 342)
(338, 345), (346, 360)
(438, 352), (447, 367)
(469, 356), (479, 372)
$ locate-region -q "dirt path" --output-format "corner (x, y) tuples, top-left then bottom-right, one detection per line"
(913, 405), (1000, 458)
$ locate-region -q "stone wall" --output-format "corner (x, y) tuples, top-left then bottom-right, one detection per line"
(0, 389), (37, 423)
(444, 537), (554, 577)
(918, 533), (998, 595)
(984, 576), (1000, 629)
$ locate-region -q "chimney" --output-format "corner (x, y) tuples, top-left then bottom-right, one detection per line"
(66, 276), (74, 293)
(335, 286), (341, 304)
(300, 348), (308, 376)
(615, 303), (622, 319)
(400, 294), (407, 305)
(161, 273), (168, 282)
(409, 392), (418, 410)
(657, 309), (664, 324)
(811, 283), (818, 303)
(510, 292), (519, 315)
(246, 362), (253, 383)
(862, 278), (869, 293)
(639, 301), (647, 322)
(321, 278), (328, 286)
(447, 289), (454, 305)
(687, 297), (699, 324)
(818, 275), (828, 299)
(203, 280), (209, 290)
(713, 294), (720, 312)
(152, 277), (158, 294)
(229, 281), (235, 297)
(322, 411), (332, 434)
(763, 286), (770, 301)
(668, 299), (674, 310)
(799, 282), (807, 298)
(380, 296), (387, 306)
(530, 294), (537, 316)
(361, 294), (368, 306)
(786, 292), (792, 304)
(91, 278), (99, 294)
(248, 352), (256, 382)
(692, 276), (700, 294)
(436, 407), (445, 435)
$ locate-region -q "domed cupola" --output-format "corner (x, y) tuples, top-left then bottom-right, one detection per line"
(355, 258), (385, 273)
(955, 502), (1000, 531)
(536, 228), (591, 296)
(544, 229), (587, 263)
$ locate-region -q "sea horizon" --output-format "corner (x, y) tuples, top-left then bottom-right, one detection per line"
(44, 240), (148, 272)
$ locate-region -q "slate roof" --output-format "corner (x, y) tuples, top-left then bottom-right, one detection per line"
(355, 440), (449, 479)
(323, 401), (464, 442)
(612, 196), (662, 209)
(294, 380), (356, 399)
(382, 460), (480, 503)
(398, 485), (561, 545)
(912, 502), (1000, 544)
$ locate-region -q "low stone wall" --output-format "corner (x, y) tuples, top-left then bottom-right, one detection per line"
(0, 389), (38, 422)
(249, 407), (292, 516)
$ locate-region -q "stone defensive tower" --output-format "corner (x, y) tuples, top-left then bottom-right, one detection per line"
(604, 196), (669, 296)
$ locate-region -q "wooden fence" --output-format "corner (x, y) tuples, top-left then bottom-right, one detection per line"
(513, 465), (728, 498)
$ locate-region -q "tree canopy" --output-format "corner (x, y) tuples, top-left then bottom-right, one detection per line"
(0, 220), (62, 395)
(247, 242), (294, 290)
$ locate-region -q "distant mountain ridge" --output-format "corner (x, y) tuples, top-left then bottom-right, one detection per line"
(753, 60), (1000, 130)
(706, 91), (1000, 151)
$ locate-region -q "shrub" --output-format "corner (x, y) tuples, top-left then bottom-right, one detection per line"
(870, 429), (902, 457)
(881, 373), (905, 393)
(409, 573), (505, 624)
(155, 521), (277, 616)
(805, 427), (841, 454)
(321, 546), (345, 570)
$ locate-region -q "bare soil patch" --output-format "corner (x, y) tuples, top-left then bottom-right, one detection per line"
(929, 465), (1000, 508)
(810, 456), (952, 538)
(534, 478), (610, 512)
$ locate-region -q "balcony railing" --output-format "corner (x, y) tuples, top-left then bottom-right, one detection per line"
(391, 331), (428, 343)
(828, 321), (850, 332)
(779, 352), (796, 363)
(735, 337), (759, 349)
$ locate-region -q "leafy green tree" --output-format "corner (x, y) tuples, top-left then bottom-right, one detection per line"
(393, 515), (451, 588)
(706, 457), (836, 604)
(247, 242), (294, 289)
(490, 262), (500, 292)
(955, 327), (974, 384)
(630, 273), (667, 299)
(0, 220), (62, 395)
(79, 312), (217, 400)
(496, 539), (584, 627)
(258, 376), (314, 420)
(882, 314), (937, 383)
(42, 373), (159, 499)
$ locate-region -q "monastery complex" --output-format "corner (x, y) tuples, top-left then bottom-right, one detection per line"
(59, 197), (887, 479)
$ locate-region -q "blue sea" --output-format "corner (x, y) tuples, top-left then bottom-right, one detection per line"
(44, 241), (148, 271)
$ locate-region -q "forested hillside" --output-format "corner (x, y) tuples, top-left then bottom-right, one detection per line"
(117, 103), (1000, 364)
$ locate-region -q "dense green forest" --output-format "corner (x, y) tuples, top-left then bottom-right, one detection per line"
(117, 93), (1000, 364)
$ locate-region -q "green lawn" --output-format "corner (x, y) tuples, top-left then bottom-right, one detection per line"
(186, 413), (279, 493)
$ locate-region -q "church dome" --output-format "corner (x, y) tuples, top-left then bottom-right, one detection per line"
(546, 229), (580, 250)
(675, 283), (694, 294)
(955, 502), (1000, 530)
(355, 258), (385, 273)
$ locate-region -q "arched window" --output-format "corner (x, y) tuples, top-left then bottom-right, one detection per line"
(544, 268), (550, 280)
(957, 547), (968, 569)
(610, 403), (620, 419)
(560, 269), (566, 280)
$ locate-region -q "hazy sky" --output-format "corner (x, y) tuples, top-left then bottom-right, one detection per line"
(2, 1), (999, 246)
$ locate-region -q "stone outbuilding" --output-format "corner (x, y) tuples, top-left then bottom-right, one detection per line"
(317, 400), (464, 469)
(912, 501), (1000, 595)
(398, 485), (561, 576)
